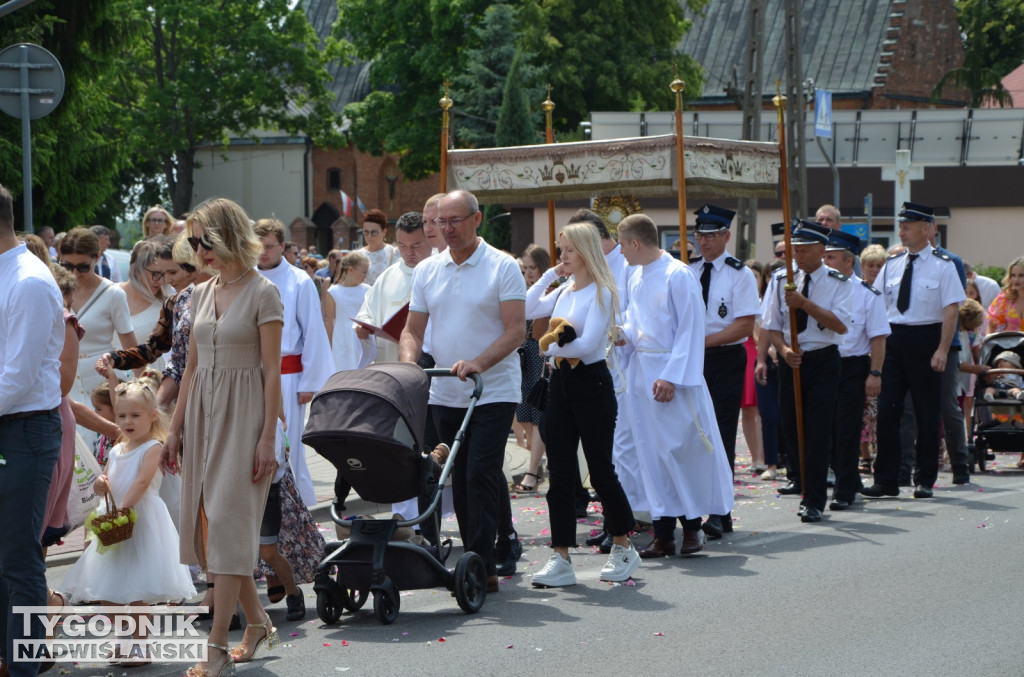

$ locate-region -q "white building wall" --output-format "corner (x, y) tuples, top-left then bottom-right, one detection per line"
(192, 142), (308, 223)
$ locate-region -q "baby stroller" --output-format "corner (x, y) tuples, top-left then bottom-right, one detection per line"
(302, 363), (486, 625)
(968, 331), (1024, 471)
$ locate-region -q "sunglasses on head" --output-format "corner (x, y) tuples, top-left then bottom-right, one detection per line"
(59, 260), (94, 273)
(187, 233), (214, 252)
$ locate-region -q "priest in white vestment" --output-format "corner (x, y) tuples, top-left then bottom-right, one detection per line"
(255, 219), (333, 506)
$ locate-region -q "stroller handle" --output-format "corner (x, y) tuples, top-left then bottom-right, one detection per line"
(423, 368), (484, 401)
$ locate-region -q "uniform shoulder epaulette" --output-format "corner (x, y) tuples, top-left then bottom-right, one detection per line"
(773, 268), (788, 280)
(861, 280), (881, 295)
(933, 249), (951, 262)
(888, 251), (907, 259)
(828, 270), (849, 282)
(724, 256), (744, 270)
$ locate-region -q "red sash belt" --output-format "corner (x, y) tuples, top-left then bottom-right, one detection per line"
(281, 354), (303, 374)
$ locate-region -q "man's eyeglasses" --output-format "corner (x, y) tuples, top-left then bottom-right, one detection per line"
(433, 212), (477, 228)
(59, 260), (94, 273)
(146, 268), (165, 282)
(187, 234), (214, 252)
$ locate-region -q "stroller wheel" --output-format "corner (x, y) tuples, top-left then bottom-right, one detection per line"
(453, 552), (487, 614)
(342, 588), (369, 612)
(316, 592), (343, 625)
(373, 583), (400, 625)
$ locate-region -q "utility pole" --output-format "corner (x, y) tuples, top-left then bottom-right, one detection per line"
(735, 0), (765, 260)
(784, 0), (807, 218)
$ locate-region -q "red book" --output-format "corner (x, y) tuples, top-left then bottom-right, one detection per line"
(350, 302), (409, 343)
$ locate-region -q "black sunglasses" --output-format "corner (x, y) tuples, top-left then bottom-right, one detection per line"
(187, 234), (214, 252)
(59, 260), (94, 273)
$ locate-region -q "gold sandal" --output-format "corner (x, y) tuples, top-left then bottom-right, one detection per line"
(229, 615), (279, 663)
(185, 642), (234, 677)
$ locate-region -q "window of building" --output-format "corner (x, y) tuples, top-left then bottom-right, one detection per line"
(327, 168), (341, 190)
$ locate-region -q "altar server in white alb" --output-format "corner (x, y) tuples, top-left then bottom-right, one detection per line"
(254, 218), (333, 506)
(616, 214), (734, 556)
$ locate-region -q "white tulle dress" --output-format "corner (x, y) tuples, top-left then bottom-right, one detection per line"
(61, 439), (196, 604)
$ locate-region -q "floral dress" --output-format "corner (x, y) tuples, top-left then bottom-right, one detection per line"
(987, 291), (1023, 333)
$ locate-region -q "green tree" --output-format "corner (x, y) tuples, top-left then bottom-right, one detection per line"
(933, 0), (1024, 106)
(337, 0), (706, 181)
(450, 2), (543, 149)
(118, 0), (344, 216)
(0, 0), (134, 229)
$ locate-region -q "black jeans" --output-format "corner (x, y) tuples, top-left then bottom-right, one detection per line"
(704, 344), (747, 473)
(779, 346), (841, 511)
(544, 361), (634, 547)
(433, 402), (516, 576)
(0, 410), (61, 677)
(754, 357), (781, 466)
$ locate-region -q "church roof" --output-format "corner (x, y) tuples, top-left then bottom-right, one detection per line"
(301, 0), (372, 113)
(680, 0), (896, 104)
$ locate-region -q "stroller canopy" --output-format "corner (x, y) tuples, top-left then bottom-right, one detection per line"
(304, 362), (431, 453)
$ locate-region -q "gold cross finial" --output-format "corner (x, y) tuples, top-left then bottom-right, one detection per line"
(542, 84), (555, 112)
(440, 79), (452, 110)
(772, 79), (786, 108)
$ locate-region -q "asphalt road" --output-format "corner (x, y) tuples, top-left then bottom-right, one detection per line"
(42, 453), (1024, 677)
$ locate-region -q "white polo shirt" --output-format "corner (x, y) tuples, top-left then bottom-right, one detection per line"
(409, 239), (526, 407)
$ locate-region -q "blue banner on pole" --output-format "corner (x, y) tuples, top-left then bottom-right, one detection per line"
(814, 89), (832, 138)
(841, 223), (868, 240)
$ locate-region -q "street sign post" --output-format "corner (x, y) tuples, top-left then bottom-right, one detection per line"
(0, 43), (65, 233)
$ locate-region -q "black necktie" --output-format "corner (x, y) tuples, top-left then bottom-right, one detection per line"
(701, 261), (713, 308)
(896, 253), (919, 314)
(796, 273), (811, 334)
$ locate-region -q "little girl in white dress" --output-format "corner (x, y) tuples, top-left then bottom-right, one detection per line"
(61, 380), (195, 662)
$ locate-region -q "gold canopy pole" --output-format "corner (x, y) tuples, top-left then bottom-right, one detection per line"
(773, 84), (806, 490)
(439, 80), (452, 192)
(542, 85), (557, 267)
(671, 75), (688, 250)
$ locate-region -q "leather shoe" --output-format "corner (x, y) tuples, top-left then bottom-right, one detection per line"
(797, 505), (808, 517)
(913, 485), (933, 499)
(829, 497), (853, 511)
(952, 472), (970, 486)
(638, 538), (675, 558)
(680, 530), (705, 555)
(860, 483), (899, 497)
(598, 532), (613, 554)
(487, 575), (500, 593)
(701, 515), (724, 540)
(777, 481), (802, 495)
(585, 530), (608, 547)
(800, 506), (823, 523)
(721, 513), (734, 533)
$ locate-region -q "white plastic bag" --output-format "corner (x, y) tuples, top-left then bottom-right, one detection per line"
(66, 434), (102, 531)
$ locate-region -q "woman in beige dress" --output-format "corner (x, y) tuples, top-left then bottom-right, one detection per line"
(161, 198), (283, 677)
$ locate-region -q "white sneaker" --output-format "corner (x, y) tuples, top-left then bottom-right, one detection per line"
(531, 554), (576, 587)
(760, 468), (778, 481)
(600, 542), (641, 582)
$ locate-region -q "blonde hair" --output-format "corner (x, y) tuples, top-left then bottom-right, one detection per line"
(142, 206), (173, 239)
(172, 232), (196, 270)
(558, 222), (620, 325)
(113, 375), (169, 444)
(1002, 256), (1024, 302)
(860, 243), (887, 267)
(127, 239), (168, 306)
(959, 298), (985, 331)
(336, 250), (369, 284)
(185, 198), (262, 271)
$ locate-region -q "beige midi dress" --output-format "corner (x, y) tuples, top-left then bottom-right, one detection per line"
(179, 274), (283, 575)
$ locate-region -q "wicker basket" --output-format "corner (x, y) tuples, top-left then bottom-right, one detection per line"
(94, 495), (135, 547)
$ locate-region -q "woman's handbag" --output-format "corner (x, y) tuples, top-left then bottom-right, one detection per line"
(526, 364), (550, 411)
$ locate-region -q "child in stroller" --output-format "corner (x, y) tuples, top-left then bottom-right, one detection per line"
(982, 351), (1024, 405)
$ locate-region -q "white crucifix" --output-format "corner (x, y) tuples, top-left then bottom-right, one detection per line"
(881, 149), (924, 212)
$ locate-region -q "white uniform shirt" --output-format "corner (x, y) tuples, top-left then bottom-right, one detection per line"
(409, 239), (526, 407)
(0, 244), (64, 415)
(257, 259), (333, 393)
(839, 275), (891, 358)
(690, 252), (761, 344)
(763, 264), (855, 351)
(877, 247), (966, 325)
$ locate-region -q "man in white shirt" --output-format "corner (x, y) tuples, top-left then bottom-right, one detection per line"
(399, 190), (526, 591)
(0, 183), (65, 677)
(89, 225), (122, 282)
(764, 221), (854, 522)
(254, 218), (334, 506)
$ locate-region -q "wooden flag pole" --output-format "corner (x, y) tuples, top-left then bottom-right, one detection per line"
(773, 85), (807, 490)
(671, 75), (688, 250)
(543, 85), (557, 267)
(439, 80), (452, 192)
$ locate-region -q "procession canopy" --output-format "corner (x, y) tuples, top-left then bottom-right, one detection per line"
(447, 134), (779, 204)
